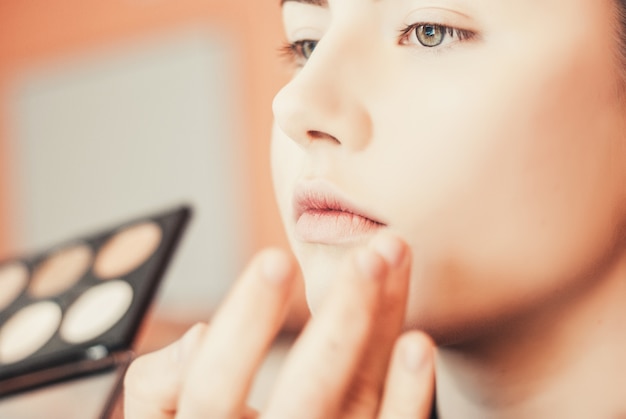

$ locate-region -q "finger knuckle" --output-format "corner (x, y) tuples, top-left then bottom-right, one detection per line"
(341, 382), (381, 418)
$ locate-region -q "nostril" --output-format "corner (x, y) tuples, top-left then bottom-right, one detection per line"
(307, 130), (341, 144)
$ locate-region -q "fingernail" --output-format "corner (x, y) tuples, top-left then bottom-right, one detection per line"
(403, 336), (428, 373)
(355, 247), (387, 280)
(370, 234), (406, 268)
(261, 249), (292, 284)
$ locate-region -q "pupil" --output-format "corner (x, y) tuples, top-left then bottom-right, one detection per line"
(416, 24), (444, 47)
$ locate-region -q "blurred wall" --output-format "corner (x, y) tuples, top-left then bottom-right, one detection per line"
(0, 0), (300, 321)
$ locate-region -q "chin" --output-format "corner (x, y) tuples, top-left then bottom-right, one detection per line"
(294, 248), (344, 316)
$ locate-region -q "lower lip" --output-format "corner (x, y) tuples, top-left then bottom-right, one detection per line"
(295, 210), (383, 244)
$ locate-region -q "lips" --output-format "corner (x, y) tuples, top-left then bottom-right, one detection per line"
(293, 181), (386, 244)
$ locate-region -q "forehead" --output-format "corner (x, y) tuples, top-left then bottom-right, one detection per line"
(278, 0), (619, 26)
(278, 0), (610, 11)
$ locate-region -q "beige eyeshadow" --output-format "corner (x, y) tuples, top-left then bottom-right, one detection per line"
(0, 263), (28, 311)
(0, 301), (62, 364)
(60, 280), (133, 344)
(29, 244), (93, 298)
(93, 222), (162, 279)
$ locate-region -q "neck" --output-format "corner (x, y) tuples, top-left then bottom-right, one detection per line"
(435, 250), (626, 419)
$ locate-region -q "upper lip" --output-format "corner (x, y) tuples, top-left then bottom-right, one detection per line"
(292, 180), (386, 225)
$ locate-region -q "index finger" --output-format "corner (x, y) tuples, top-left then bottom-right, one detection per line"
(263, 234), (409, 419)
(176, 248), (297, 419)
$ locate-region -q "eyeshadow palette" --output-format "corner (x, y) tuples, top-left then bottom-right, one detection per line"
(0, 205), (191, 397)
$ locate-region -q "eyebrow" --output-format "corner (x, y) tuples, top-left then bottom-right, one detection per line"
(280, 0), (328, 6)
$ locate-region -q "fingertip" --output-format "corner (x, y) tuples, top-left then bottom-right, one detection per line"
(398, 331), (434, 373)
(259, 248), (297, 284)
(379, 331), (436, 419)
(369, 233), (409, 268)
(355, 246), (389, 280)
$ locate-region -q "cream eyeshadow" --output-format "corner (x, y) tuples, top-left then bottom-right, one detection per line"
(0, 301), (62, 364)
(0, 263), (28, 311)
(60, 280), (134, 344)
(29, 244), (93, 298)
(93, 222), (162, 279)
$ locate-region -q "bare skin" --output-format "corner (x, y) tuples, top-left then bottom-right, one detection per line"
(125, 235), (435, 418)
(125, 0), (626, 417)
(270, 0), (626, 417)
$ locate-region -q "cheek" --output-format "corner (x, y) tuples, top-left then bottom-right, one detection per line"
(269, 2), (626, 339)
(371, 27), (626, 340)
(270, 122), (301, 225)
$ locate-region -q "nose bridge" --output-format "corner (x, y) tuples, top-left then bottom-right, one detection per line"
(272, 19), (374, 151)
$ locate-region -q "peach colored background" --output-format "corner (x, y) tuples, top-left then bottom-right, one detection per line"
(0, 0), (310, 330)
(0, 0), (288, 256)
(0, 4), (309, 414)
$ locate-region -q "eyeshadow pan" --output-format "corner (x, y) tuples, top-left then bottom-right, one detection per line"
(0, 302), (62, 364)
(29, 244), (93, 298)
(93, 222), (162, 279)
(0, 263), (28, 311)
(0, 206), (190, 398)
(60, 280), (133, 344)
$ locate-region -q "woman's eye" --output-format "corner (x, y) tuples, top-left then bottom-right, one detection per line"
(298, 40), (318, 59)
(280, 39), (319, 65)
(416, 24), (445, 47)
(400, 23), (475, 49)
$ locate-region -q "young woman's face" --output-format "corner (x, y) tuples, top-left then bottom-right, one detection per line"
(271, 0), (626, 344)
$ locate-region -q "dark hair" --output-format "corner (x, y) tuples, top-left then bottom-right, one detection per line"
(615, 0), (626, 82)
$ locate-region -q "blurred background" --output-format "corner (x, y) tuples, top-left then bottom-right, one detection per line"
(0, 1), (312, 415)
(0, 1), (312, 413)
(0, 0), (310, 331)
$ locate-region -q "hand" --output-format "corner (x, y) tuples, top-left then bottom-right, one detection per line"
(124, 234), (435, 418)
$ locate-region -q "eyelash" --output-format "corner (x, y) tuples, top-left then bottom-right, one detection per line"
(279, 23), (476, 65)
(279, 40), (317, 66)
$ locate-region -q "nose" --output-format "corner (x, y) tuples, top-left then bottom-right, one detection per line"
(272, 34), (373, 151)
